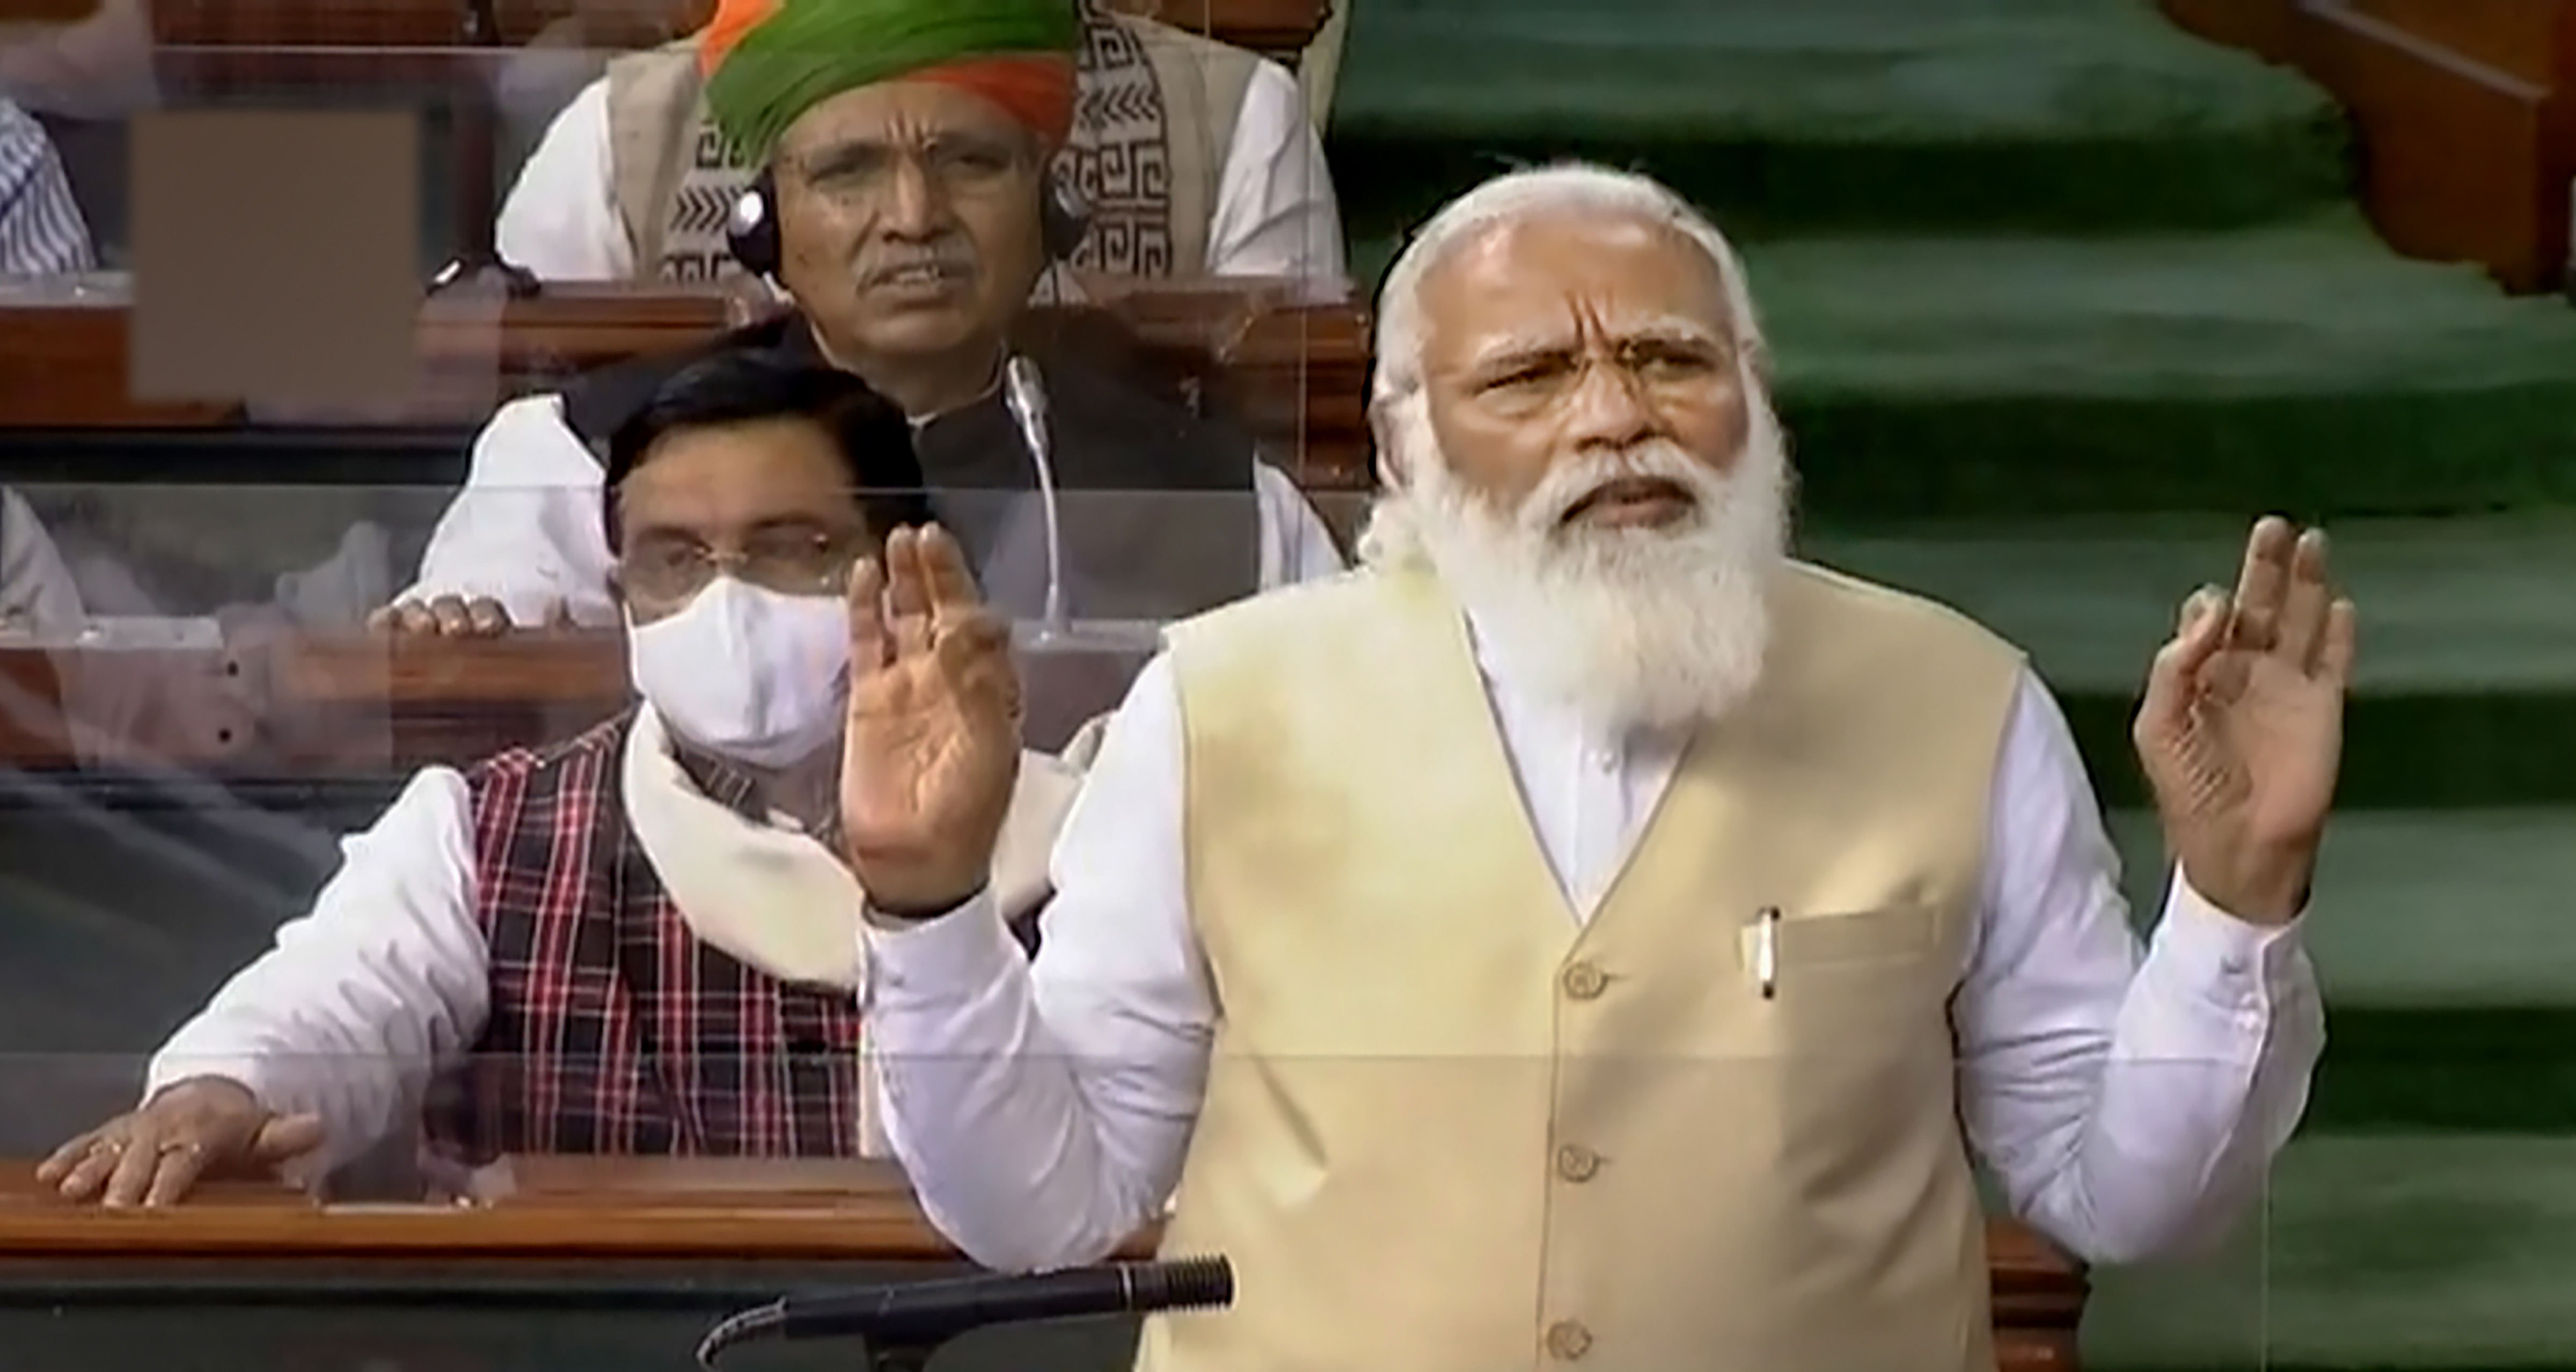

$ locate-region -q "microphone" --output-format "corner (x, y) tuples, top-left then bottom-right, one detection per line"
(997, 355), (1162, 656)
(695, 1256), (1234, 1368)
(1001, 354), (1071, 640)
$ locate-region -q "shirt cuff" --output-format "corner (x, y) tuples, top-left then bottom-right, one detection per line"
(141, 1048), (280, 1114)
(860, 888), (1021, 1011)
(2153, 869), (2312, 1017)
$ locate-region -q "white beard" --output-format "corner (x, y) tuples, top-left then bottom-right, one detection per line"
(1359, 390), (1794, 737)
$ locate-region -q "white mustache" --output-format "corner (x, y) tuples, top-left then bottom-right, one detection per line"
(1521, 444), (1716, 531)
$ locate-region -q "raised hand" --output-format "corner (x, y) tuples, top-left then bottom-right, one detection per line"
(36, 1077), (323, 1208)
(2133, 516), (2358, 925)
(839, 526), (1024, 915)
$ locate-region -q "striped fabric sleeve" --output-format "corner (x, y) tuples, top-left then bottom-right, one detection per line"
(0, 99), (96, 274)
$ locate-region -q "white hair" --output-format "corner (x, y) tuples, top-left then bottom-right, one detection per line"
(1353, 163), (1795, 735)
(1368, 162), (1769, 420)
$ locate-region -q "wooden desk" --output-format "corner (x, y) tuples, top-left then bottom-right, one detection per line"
(269, 632), (628, 771)
(0, 1158), (1023, 1262)
(0, 283), (1373, 489)
(2161, 0), (2576, 293)
(1097, 0), (1335, 64)
(0, 1164), (2083, 1370)
(0, 636), (611, 773)
(150, 0), (1335, 71)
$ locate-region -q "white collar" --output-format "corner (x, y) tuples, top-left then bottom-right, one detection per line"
(618, 704), (1089, 978)
(621, 703), (873, 989)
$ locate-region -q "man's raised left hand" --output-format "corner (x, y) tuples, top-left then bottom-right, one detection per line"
(2133, 516), (2358, 926)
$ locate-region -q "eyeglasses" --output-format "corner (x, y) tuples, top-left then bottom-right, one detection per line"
(620, 529), (866, 603)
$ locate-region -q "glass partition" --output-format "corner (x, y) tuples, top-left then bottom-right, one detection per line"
(0, 2), (1367, 486)
(0, 481), (1297, 772)
(0, 1050), (2223, 1372)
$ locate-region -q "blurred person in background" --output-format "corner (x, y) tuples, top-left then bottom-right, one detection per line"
(38, 353), (1082, 1207)
(0, 94), (92, 273)
(497, 0), (1344, 290)
(379, 0), (1343, 641)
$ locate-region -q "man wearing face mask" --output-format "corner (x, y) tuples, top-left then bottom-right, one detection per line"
(38, 353), (1077, 1208)
(378, 0), (1343, 641)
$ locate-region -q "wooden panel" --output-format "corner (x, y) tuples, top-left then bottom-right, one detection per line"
(2349, 0), (2568, 85)
(0, 0), (106, 21)
(2163, 1), (2574, 92)
(275, 632), (617, 706)
(152, 0), (470, 47)
(0, 1158), (1034, 1260)
(148, 0), (491, 87)
(0, 304), (237, 428)
(148, 0), (1329, 67)
(0, 1164), (2079, 1366)
(0, 647), (71, 765)
(2297, 0), (2570, 292)
(2161, 0), (2574, 293)
(1100, 0), (1332, 62)
(0, 282), (1372, 486)
(264, 632), (626, 770)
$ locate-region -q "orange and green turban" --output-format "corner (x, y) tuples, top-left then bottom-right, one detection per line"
(700, 0), (1083, 163)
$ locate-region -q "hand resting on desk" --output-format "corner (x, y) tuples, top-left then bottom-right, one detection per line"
(368, 593), (579, 638)
(38, 1077), (323, 1208)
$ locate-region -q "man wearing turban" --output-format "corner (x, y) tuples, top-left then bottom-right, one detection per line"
(377, 0), (1346, 689)
(495, 0), (1344, 291)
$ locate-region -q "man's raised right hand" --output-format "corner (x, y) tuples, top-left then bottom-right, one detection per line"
(36, 1078), (324, 1207)
(839, 526), (1025, 915)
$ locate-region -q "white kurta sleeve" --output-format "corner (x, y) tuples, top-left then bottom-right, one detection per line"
(398, 394), (620, 627)
(1958, 669), (2324, 1264)
(146, 768), (493, 1177)
(863, 654), (1214, 1272)
(1204, 57), (1348, 296)
(493, 77), (634, 282)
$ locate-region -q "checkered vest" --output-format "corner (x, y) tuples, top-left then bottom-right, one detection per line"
(420, 712), (866, 1162)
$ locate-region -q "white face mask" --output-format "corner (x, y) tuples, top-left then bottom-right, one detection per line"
(626, 576), (851, 770)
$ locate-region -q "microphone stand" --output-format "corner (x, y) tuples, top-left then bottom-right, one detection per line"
(693, 1257), (1235, 1370)
(1000, 356), (1166, 658)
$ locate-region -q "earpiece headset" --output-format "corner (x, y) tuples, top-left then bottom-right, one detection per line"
(725, 166), (1093, 280)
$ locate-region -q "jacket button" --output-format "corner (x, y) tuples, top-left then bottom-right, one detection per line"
(1555, 1143), (1601, 1182)
(1545, 1319), (1592, 1360)
(1561, 961), (1607, 1000)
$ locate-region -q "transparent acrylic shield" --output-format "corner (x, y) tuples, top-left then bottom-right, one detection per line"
(0, 480), (1301, 772)
(2, 4), (1359, 424)
(0, 1046), (1136, 1372)
(1, 1045), (2273, 1372)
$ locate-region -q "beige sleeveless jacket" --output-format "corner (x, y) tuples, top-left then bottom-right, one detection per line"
(1147, 562), (2026, 1372)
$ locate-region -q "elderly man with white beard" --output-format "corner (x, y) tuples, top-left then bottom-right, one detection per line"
(835, 163), (2344, 1372)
